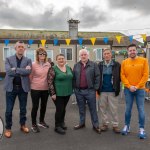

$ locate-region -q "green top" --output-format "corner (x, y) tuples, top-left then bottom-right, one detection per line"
(53, 65), (73, 96)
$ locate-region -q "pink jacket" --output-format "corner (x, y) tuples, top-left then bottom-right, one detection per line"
(30, 62), (50, 90)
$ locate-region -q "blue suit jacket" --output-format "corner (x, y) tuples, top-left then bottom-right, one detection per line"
(4, 55), (32, 92)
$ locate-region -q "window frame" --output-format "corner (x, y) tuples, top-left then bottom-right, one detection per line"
(60, 47), (73, 61)
(3, 46), (16, 61)
(46, 49), (54, 61)
(94, 48), (103, 61)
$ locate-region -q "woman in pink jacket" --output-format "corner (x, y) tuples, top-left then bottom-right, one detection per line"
(30, 47), (50, 133)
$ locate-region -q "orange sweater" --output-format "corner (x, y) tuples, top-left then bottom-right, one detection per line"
(121, 57), (149, 89)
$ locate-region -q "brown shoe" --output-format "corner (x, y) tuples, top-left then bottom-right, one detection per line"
(113, 126), (120, 133)
(74, 124), (85, 130)
(93, 126), (101, 134)
(100, 125), (108, 131)
(4, 130), (12, 138)
(20, 125), (29, 133)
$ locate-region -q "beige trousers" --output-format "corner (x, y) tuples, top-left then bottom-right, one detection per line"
(99, 92), (119, 127)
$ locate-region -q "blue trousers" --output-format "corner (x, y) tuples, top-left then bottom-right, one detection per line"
(5, 86), (28, 129)
(124, 88), (145, 128)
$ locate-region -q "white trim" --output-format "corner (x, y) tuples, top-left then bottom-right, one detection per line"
(47, 49), (54, 61)
(3, 46), (16, 61)
(95, 48), (103, 61)
(3, 47), (10, 61)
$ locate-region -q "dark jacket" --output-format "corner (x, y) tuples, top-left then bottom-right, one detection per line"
(73, 60), (100, 90)
(98, 60), (121, 96)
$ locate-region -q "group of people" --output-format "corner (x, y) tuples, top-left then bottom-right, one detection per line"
(3, 41), (149, 140)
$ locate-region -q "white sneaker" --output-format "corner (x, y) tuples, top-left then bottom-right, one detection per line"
(138, 128), (146, 139)
(121, 125), (130, 135)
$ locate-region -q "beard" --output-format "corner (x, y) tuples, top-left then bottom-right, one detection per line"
(129, 54), (137, 59)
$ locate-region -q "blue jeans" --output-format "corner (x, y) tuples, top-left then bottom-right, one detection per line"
(75, 89), (99, 127)
(124, 88), (145, 128)
(5, 86), (28, 129)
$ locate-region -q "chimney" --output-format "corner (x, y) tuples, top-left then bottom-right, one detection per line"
(68, 19), (80, 39)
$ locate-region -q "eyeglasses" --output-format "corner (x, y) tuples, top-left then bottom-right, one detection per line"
(38, 53), (47, 56)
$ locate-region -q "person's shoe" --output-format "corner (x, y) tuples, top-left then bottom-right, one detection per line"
(55, 127), (66, 135)
(61, 123), (67, 130)
(121, 125), (130, 135)
(113, 126), (120, 133)
(93, 126), (101, 134)
(4, 130), (12, 138)
(31, 125), (40, 133)
(38, 122), (49, 128)
(100, 124), (108, 132)
(138, 128), (147, 139)
(20, 125), (29, 133)
(74, 124), (85, 130)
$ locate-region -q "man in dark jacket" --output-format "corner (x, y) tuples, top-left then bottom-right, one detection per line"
(98, 48), (121, 133)
(73, 49), (101, 134)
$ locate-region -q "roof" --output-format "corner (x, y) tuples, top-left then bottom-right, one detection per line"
(0, 29), (142, 46)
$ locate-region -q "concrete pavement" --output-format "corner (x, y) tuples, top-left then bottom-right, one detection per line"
(0, 80), (150, 150)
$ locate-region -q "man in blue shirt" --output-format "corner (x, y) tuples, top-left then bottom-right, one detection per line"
(98, 48), (121, 133)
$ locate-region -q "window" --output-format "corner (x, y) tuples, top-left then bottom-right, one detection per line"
(60, 48), (73, 61)
(3, 47), (35, 62)
(26, 49), (35, 62)
(3, 47), (16, 60)
(94, 48), (103, 61)
(47, 50), (53, 61)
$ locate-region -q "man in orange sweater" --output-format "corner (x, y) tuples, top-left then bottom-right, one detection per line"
(121, 44), (149, 139)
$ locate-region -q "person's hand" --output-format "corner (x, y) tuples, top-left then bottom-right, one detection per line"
(11, 67), (16, 71)
(26, 66), (31, 70)
(51, 94), (56, 101)
(129, 86), (136, 92)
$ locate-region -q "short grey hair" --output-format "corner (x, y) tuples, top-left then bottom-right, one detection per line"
(79, 49), (89, 56)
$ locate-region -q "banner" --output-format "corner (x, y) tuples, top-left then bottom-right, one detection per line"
(54, 38), (58, 46)
(103, 37), (109, 44)
(28, 39), (34, 45)
(78, 38), (83, 45)
(65, 39), (71, 45)
(141, 34), (147, 42)
(41, 39), (46, 47)
(4, 39), (9, 46)
(129, 35), (133, 43)
(116, 36), (122, 44)
(90, 37), (96, 45)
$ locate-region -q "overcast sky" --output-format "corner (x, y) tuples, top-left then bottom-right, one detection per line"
(0, 0), (150, 37)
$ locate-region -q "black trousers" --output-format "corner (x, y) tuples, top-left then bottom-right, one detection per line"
(31, 89), (49, 125)
(53, 96), (70, 127)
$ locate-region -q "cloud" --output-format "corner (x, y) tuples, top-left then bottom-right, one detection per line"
(76, 5), (110, 29)
(107, 0), (150, 15)
(0, 0), (110, 30)
(0, 0), (70, 30)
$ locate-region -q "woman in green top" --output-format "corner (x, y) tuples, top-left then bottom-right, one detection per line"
(47, 54), (73, 135)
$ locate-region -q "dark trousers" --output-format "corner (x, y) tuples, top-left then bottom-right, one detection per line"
(53, 96), (70, 127)
(5, 86), (28, 129)
(74, 89), (99, 128)
(31, 89), (49, 125)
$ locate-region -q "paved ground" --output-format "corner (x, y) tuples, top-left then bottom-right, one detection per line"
(0, 80), (150, 150)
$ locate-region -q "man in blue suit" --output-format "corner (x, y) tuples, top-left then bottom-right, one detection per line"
(4, 41), (32, 138)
